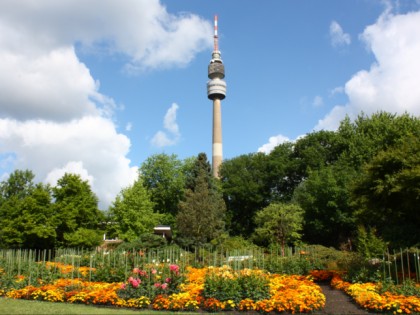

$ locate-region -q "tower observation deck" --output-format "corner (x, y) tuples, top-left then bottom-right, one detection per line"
(207, 15), (226, 178)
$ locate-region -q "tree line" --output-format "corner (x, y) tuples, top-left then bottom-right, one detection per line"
(0, 111), (419, 251)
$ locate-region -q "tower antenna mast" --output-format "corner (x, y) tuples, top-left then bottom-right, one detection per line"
(213, 15), (219, 52)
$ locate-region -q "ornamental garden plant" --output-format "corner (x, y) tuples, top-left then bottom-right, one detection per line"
(1, 247), (420, 314)
(1, 263), (326, 313)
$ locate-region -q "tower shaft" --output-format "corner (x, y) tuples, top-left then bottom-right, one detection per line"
(212, 98), (222, 178)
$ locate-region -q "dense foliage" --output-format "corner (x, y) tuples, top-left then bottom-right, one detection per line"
(0, 111), (418, 250)
(0, 171), (103, 249)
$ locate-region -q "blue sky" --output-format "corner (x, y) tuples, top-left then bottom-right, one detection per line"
(1, 0), (419, 209)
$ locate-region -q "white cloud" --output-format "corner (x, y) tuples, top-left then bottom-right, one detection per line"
(0, 1), (210, 208)
(45, 161), (94, 188)
(0, 47), (104, 121)
(0, 117), (138, 209)
(163, 103), (180, 135)
(0, 0), (212, 71)
(330, 21), (351, 47)
(258, 135), (290, 154)
(329, 86), (344, 97)
(151, 103), (181, 147)
(317, 9), (420, 130)
(312, 95), (324, 107)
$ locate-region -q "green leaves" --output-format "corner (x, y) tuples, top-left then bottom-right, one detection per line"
(176, 153), (226, 247)
(110, 177), (162, 242)
(253, 203), (304, 254)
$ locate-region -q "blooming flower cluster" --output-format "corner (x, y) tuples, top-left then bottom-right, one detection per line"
(117, 263), (183, 300)
(2, 263), (327, 313)
(331, 273), (420, 314)
(151, 266), (325, 313)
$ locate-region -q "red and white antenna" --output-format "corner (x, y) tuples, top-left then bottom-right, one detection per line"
(213, 15), (219, 52)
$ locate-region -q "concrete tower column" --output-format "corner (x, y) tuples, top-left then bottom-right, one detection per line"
(212, 98), (222, 177)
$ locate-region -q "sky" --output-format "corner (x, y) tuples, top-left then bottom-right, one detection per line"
(1, 0), (420, 210)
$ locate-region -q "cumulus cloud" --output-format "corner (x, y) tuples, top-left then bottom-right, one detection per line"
(0, 117), (138, 209)
(151, 103), (180, 147)
(317, 9), (420, 130)
(330, 21), (351, 47)
(258, 135), (290, 154)
(0, 47), (105, 121)
(0, 0), (212, 71)
(0, 1), (211, 208)
(45, 161), (94, 188)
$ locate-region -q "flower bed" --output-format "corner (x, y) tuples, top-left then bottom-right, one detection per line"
(330, 273), (420, 314)
(1, 263), (325, 313)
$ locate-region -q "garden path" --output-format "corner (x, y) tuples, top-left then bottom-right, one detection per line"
(312, 283), (370, 315)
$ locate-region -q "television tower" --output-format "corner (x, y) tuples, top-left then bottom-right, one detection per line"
(207, 15), (226, 178)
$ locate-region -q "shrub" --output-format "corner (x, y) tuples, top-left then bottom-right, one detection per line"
(117, 233), (167, 251)
(379, 279), (420, 297)
(202, 267), (270, 304)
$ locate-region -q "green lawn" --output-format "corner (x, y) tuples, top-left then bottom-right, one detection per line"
(0, 298), (207, 315)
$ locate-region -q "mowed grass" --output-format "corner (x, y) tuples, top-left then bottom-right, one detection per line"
(0, 298), (204, 315)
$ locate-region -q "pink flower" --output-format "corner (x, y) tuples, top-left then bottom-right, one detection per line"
(128, 276), (134, 282)
(161, 283), (168, 290)
(132, 279), (139, 288)
(133, 268), (140, 274)
(139, 270), (147, 277)
(169, 264), (179, 274)
(151, 269), (157, 275)
(165, 277), (171, 283)
(154, 282), (161, 288)
(120, 283), (126, 289)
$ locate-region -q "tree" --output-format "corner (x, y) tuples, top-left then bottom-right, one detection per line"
(292, 130), (342, 175)
(220, 153), (270, 237)
(293, 163), (357, 247)
(337, 112), (420, 169)
(267, 142), (301, 202)
(53, 173), (103, 248)
(0, 169), (35, 200)
(252, 203), (304, 256)
(352, 134), (420, 247)
(0, 170), (56, 249)
(140, 153), (187, 220)
(110, 177), (162, 242)
(185, 152), (213, 191)
(176, 153), (226, 247)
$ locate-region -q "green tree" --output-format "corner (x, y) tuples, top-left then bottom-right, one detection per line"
(220, 153), (270, 237)
(253, 203), (304, 256)
(110, 177), (162, 242)
(352, 134), (420, 247)
(337, 112), (420, 169)
(53, 173), (103, 248)
(292, 130), (342, 175)
(140, 153), (186, 220)
(176, 153), (226, 247)
(0, 169), (35, 199)
(267, 142), (300, 202)
(185, 152), (214, 191)
(354, 226), (388, 258)
(0, 170), (56, 249)
(293, 163), (357, 247)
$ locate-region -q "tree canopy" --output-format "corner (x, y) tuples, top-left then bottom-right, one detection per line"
(110, 176), (162, 242)
(253, 202), (304, 256)
(140, 153), (187, 217)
